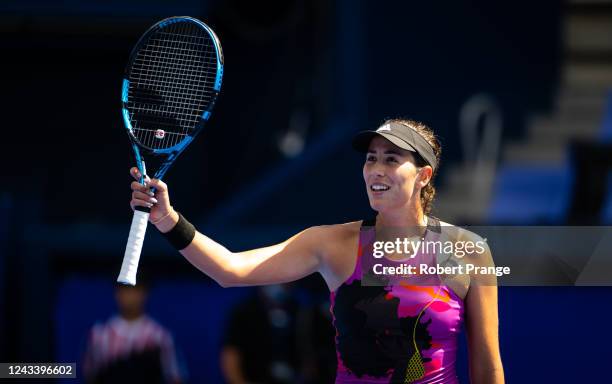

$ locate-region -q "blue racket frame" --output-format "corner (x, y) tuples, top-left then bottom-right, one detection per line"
(121, 16), (224, 184)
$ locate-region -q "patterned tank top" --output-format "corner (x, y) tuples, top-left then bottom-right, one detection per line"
(330, 217), (465, 383)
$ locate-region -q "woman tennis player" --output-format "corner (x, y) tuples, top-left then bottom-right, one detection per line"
(129, 119), (504, 383)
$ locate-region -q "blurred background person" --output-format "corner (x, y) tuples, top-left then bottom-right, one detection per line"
(83, 280), (185, 384)
(220, 283), (335, 384)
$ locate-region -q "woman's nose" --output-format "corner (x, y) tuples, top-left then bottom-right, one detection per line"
(370, 162), (385, 177)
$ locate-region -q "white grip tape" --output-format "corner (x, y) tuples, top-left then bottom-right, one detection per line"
(117, 210), (149, 285)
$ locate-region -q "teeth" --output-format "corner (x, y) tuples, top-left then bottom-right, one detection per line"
(371, 184), (390, 191)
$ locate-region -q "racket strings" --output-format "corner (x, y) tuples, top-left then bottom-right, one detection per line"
(127, 20), (218, 150)
(131, 25), (211, 147)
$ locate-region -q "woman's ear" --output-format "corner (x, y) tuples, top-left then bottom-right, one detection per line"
(418, 166), (433, 187)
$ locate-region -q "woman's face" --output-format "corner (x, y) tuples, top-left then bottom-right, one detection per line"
(363, 136), (427, 214)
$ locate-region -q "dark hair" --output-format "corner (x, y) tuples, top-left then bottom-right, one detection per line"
(384, 118), (441, 215)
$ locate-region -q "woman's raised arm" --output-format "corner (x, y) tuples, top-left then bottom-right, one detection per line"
(130, 167), (327, 287)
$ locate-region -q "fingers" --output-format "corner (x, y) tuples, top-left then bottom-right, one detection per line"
(132, 190), (158, 204)
(130, 188), (154, 210)
(130, 180), (167, 195)
(147, 178), (168, 193)
(130, 167), (141, 181)
(129, 168), (166, 191)
(130, 186), (159, 208)
(131, 198), (154, 210)
(130, 167), (152, 183)
(129, 167), (171, 211)
(131, 181), (153, 194)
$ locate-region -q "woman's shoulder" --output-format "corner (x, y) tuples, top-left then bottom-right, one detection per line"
(303, 221), (363, 260)
(296, 221), (362, 260)
(310, 221), (362, 291)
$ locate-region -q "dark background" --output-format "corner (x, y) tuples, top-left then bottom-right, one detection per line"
(2, 0), (612, 383)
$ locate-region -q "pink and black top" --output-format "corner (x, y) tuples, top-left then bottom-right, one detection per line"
(330, 217), (465, 383)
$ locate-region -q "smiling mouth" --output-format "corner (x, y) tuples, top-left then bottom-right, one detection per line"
(370, 183), (390, 192)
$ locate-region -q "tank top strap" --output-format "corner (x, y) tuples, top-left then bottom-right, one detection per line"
(426, 215), (441, 234)
(361, 217), (376, 227)
(341, 218), (376, 285)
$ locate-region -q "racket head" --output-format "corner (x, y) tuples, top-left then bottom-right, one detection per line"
(121, 16), (223, 156)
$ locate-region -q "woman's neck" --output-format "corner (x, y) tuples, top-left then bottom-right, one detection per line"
(376, 207), (427, 228)
(375, 205), (427, 241)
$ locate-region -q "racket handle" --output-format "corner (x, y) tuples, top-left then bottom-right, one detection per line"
(117, 208), (150, 285)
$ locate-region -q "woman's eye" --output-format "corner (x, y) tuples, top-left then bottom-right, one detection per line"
(386, 156), (398, 163)
(366, 156), (376, 162)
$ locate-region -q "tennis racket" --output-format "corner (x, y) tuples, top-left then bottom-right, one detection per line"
(117, 16), (224, 285)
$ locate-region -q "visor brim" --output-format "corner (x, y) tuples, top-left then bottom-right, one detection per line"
(352, 131), (418, 154)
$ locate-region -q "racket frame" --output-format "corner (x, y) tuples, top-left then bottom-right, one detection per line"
(121, 16), (224, 182)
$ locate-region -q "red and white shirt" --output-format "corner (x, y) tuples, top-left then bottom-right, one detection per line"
(83, 315), (182, 383)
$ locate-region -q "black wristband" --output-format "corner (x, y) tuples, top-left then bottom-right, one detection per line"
(161, 211), (196, 250)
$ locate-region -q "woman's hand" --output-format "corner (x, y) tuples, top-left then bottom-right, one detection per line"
(129, 167), (178, 231)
